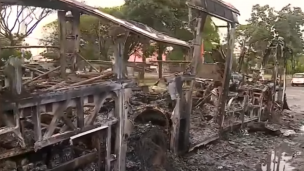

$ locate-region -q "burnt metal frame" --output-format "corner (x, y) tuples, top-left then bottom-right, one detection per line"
(0, 78), (132, 168)
(0, 1), (191, 171)
(0, 3), (129, 171)
(168, 75), (194, 154)
(167, 0), (240, 154)
(259, 36), (290, 118)
(164, 12), (208, 155)
(186, 0), (240, 23)
(165, 0), (241, 154)
(218, 23), (236, 131)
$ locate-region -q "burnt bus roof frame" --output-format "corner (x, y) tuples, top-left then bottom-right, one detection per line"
(0, 0), (190, 48)
(186, 0), (240, 24)
(174, 0), (240, 154)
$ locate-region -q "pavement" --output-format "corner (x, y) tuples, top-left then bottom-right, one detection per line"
(286, 86), (304, 112)
(270, 86), (304, 171)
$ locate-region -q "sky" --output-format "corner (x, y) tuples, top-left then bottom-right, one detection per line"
(22, 0), (304, 55)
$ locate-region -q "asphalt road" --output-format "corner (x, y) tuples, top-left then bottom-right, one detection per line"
(286, 86), (304, 111)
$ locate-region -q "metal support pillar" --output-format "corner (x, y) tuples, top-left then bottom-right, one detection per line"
(91, 132), (102, 171)
(139, 42), (148, 79)
(182, 13), (207, 152)
(65, 11), (80, 73)
(58, 11), (67, 79)
(71, 11), (81, 71)
(157, 44), (164, 78)
(58, 10), (80, 77)
(105, 125), (112, 171)
(113, 37), (127, 171)
(218, 23), (236, 131)
(170, 76), (184, 154)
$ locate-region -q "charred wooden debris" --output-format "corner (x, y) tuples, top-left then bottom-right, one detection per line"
(0, 0), (290, 171)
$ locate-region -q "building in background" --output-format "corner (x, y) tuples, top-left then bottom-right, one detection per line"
(128, 46), (172, 63)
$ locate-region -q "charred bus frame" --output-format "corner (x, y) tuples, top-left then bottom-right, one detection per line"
(0, 0), (190, 171)
(168, 0), (240, 154)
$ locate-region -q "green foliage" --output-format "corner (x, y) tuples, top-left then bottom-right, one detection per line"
(1, 49), (32, 61)
(124, 0), (188, 37)
(286, 55), (304, 74)
(235, 4), (304, 72)
(167, 47), (185, 60)
(202, 17), (220, 52)
(0, 36), (32, 66)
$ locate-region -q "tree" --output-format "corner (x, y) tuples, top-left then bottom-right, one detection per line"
(39, 20), (58, 59)
(124, 0), (188, 37)
(0, 5), (51, 45)
(0, 5), (49, 65)
(235, 4), (304, 73)
(0, 36), (32, 66)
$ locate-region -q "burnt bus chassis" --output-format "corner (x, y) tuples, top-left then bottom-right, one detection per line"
(0, 0), (191, 170)
(0, 45), (132, 170)
(171, 0), (241, 152)
(0, 82), (125, 168)
(0, 0), (241, 170)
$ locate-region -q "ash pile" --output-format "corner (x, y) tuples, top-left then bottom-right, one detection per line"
(126, 124), (193, 171)
(126, 89), (194, 171)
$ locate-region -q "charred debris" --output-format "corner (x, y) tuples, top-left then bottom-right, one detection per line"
(0, 0), (291, 171)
